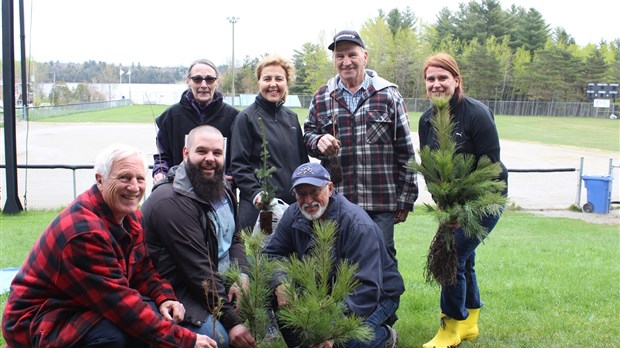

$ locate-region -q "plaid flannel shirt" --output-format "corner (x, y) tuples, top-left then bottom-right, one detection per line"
(304, 70), (418, 212)
(2, 185), (196, 348)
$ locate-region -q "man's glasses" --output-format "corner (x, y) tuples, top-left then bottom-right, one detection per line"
(294, 184), (327, 199)
(189, 75), (218, 84)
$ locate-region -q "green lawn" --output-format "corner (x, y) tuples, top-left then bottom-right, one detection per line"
(36, 105), (620, 153)
(1, 210), (618, 346)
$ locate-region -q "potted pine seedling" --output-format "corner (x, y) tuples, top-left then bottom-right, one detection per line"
(255, 116), (277, 234)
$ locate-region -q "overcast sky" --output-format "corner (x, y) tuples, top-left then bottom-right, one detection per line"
(9, 0), (619, 67)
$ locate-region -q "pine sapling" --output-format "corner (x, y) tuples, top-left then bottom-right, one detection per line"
(221, 229), (279, 345)
(255, 116), (277, 234)
(276, 220), (373, 347)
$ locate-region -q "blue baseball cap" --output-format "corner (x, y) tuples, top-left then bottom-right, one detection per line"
(291, 163), (331, 189)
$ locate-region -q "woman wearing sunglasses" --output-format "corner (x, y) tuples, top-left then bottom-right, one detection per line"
(153, 59), (239, 186)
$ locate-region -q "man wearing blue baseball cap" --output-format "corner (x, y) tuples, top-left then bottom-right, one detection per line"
(263, 162), (402, 347)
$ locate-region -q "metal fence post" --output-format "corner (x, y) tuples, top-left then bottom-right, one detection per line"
(72, 168), (77, 199)
(575, 157), (584, 207)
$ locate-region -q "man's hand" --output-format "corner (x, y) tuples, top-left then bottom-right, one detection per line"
(159, 300), (185, 323)
(195, 334), (218, 348)
(229, 324), (257, 348)
(225, 174), (235, 187)
(228, 274), (250, 303)
(274, 283), (290, 308)
(317, 134), (341, 156)
(394, 209), (409, 224)
(153, 172), (166, 183)
(312, 340), (335, 348)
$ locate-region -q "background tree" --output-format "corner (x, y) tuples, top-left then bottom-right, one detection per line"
(460, 38), (503, 100)
(583, 47), (610, 84)
(432, 7), (457, 50)
(392, 27), (427, 98)
(509, 7), (549, 54)
(454, 0), (510, 48)
(485, 35), (514, 100)
(48, 83), (72, 105)
(551, 27), (576, 47)
(509, 47), (532, 100)
(528, 44), (584, 101)
(292, 43), (331, 95)
(361, 16), (394, 81)
(385, 6), (417, 35)
(298, 43), (332, 95)
(608, 40), (620, 83)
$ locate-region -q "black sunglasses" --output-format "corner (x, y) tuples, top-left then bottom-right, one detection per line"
(189, 75), (218, 84)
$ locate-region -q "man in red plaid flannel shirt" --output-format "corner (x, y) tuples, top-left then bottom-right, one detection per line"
(2, 144), (216, 348)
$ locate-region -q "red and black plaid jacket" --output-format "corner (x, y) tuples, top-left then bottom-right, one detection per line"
(1, 185), (197, 347)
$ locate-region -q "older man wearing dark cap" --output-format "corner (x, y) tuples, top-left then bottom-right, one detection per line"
(303, 29), (418, 266)
(263, 162), (402, 348)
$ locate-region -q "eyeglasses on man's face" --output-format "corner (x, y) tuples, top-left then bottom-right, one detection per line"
(294, 184), (328, 199)
(189, 75), (218, 84)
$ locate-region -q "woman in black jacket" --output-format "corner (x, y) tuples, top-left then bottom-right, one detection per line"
(419, 53), (508, 348)
(230, 55), (309, 232)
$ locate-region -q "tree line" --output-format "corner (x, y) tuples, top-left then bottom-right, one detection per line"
(4, 0), (619, 105)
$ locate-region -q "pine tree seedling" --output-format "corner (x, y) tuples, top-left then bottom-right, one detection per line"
(255, 116), (277, 234)
(221, 228), (279, 345)
(275, 220), (373, 346)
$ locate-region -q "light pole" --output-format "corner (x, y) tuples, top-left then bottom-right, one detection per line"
(127, 67), (132, 101)
(227, 16), (239, 106)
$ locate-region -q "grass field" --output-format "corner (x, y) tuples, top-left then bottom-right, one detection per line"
(36, 104), (620, 152)
(1, 210), (618, 346)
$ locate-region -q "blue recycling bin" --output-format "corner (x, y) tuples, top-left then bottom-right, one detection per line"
(582, 175), (613, 214)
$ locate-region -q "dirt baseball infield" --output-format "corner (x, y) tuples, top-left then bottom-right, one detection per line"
(1, 121), (618, 224)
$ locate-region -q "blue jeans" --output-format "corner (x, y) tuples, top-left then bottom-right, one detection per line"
(278, 298), (399, 348)
(366, 211), (397, 263)
(440, 213), (502, 320)
(345, 298), (400, 348)
(180, 315), (229, 348)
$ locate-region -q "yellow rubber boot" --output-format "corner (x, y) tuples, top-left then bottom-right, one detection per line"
(422, 314), (461, 348)
(460, 308), (480, 341)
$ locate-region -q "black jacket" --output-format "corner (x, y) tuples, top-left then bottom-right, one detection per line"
(141, 164), (248, 331)
(153, 89), (239, 176)
(230, 94), (309, 204)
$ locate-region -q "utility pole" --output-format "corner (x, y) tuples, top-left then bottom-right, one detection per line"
(2, 0), (24, 213)
(227, 16), (239, 107)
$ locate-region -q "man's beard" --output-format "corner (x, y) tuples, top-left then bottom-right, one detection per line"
(186, 161), (225, 202)
(300, 201), (327, 221)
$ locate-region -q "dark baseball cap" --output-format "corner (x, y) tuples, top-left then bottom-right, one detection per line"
(328, 30), (365, 51)
(291, 163), (331, 189)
